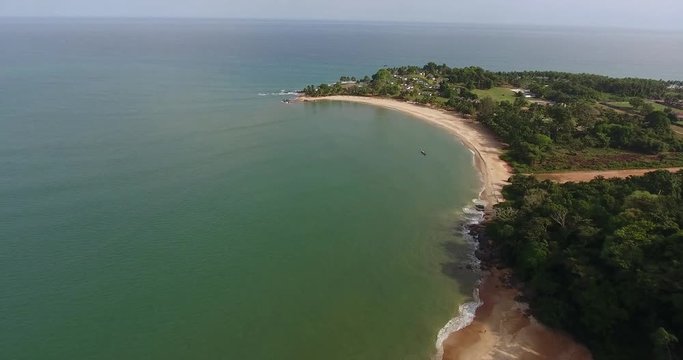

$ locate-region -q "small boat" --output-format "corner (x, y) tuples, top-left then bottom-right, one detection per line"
(282, 98), (291, 104)
(420, 149), (427, 156)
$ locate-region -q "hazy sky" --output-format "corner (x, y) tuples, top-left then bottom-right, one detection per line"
(2, 0), (682, 30)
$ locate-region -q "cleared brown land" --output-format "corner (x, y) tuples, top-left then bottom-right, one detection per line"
(534, 167), (683, 183)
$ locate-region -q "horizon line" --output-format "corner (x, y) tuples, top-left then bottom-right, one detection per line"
(1, 15), (682, 33)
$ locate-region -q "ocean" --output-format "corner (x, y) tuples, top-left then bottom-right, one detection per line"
(1, 19), (682, 360)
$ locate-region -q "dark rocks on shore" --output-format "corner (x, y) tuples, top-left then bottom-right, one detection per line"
(469, 221), (528, 293)
(468, 222), (498, 271)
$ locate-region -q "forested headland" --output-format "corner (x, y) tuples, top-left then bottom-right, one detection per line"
(488, 171), (683, 359)
(303, 64), (683, 172)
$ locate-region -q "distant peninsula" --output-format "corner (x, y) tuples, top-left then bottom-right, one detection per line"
(302, 64), (683, 174)
(301, 64), (683, 359)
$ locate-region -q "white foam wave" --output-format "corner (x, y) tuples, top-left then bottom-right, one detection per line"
(434, 285), (483, 360)
(462, 206), (485, 223)
(257, 90), (301, 96)
(462, 204), (484, 268)
(434, 201), (486, 359)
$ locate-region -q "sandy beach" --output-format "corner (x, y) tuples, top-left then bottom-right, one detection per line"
(441, 269), (593, 360)
(300, 95), (592, 360)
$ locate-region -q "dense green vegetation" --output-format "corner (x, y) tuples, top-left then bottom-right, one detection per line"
(498, 71), (682, 103)
(488, 171), (683, 359)
(304, 63), (683, 172)
(478, 99), (683, 171)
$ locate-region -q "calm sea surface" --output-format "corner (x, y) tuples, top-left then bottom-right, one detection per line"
(1, 19), (682, 359)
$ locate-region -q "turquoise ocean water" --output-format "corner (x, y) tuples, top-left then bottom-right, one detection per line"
(1, 19), (682, 359)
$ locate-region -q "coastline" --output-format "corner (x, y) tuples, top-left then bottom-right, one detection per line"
(298, 96), (511, 207)
(299, 95), (591, 360)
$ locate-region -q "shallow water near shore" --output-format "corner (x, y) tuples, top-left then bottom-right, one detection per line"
(2, 19), (682, 359)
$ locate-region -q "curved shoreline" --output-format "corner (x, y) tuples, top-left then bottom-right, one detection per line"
(298, 96), (512, 208)
(299, 95), (591, 360)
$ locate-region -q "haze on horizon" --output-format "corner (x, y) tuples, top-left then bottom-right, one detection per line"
(2, 0), (683, 31)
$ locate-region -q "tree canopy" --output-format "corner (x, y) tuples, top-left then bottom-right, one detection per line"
(488, 171), (683, 359)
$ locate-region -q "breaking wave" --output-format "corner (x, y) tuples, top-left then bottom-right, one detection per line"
(434, 199), (486, 359)
(257, 90), (301, 96)
(434, 285), (483, 360)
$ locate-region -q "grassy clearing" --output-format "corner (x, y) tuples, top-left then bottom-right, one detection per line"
(604, 101), (670, 112)
(604, 101), (633, 109)
(646, 101), (669, 111)
(672, 124), (683, 138)
(472, 87), (517, 102)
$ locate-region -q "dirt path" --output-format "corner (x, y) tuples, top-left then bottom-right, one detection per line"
(534, 167), (683, 183)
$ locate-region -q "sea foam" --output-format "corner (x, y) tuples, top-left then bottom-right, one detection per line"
(434, 285), (483, 360)
(257, 90), (300, 96)
(434, 199), (485, 359)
